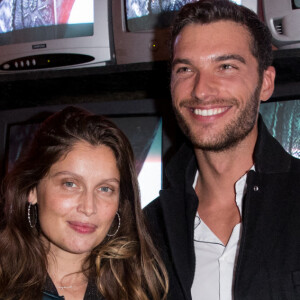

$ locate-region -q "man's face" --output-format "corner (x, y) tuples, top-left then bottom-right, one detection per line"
(171, 21), (274, 151)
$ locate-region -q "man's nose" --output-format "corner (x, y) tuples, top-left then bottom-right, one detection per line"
(192, 71), (219, 101)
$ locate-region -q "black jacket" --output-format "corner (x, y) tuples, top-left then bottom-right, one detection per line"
(144, 117), (300, 300)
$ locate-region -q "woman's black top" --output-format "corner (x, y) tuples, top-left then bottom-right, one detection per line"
(43, 275), (104, 300)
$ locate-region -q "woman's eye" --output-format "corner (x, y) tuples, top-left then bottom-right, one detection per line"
(99, 186), (113, 193)
(64, 181), (77, 188)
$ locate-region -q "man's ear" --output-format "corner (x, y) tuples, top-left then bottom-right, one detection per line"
(28, 188), (38, 205)
(260, 66), (276, 103)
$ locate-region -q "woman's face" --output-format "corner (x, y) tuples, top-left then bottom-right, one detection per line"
(29, 141), (120, 257)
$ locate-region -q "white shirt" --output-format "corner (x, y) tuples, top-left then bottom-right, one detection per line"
(191, 167), (254, 300)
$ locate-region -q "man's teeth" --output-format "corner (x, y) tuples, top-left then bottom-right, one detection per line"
(193, 107), (227, 116)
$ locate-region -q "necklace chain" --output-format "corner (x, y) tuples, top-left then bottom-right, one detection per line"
(57, 285), (73, 289)
(54, 274), (87, 290)
(57, 279), (87, 289)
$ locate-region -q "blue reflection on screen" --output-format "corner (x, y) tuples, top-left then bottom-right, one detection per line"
(260, 100), (300, 159)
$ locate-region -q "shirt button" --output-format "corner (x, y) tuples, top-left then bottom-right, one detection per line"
(253, 186), (259, 191)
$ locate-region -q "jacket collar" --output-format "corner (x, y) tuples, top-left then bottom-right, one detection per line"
(254, 115), (292, 174)
(165, 115), (292, 186)
(164, 139), (196, 188)
(159, 140), (198, 299)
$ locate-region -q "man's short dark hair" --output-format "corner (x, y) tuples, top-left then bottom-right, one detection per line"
(171, 0), (273, 77)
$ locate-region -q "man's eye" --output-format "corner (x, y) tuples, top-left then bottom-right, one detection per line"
(175, 66), (191, 73)
(220, 64), (235, 70)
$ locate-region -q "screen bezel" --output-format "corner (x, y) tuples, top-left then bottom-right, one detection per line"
(112, 0), (172, 65)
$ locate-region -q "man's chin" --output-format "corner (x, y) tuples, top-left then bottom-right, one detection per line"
(190, 127), (254, 153)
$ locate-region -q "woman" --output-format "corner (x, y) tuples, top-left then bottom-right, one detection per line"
(0, 106), (168, 300)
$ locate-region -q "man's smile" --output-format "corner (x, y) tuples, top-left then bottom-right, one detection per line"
(192, 106), (230, 117)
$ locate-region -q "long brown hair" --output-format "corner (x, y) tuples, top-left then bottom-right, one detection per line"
(0, 106), (168, 300)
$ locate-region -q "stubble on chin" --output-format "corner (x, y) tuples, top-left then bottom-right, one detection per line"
(172, 86), (261, 152)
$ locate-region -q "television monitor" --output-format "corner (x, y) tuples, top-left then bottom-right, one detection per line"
(112, 0), (258, 65)
(0, 0), (259, 74)
(262, 0), (300, 49)
(0, 0), (113, 74)
(0, 99), (178, 208)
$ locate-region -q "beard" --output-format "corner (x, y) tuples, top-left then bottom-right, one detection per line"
(173, 85), (261, 152)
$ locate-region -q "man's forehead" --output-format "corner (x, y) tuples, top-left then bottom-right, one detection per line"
(173, 21), (254, 61)
(175, 21), (251, 42)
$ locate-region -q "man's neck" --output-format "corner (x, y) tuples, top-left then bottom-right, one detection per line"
(193, 127), (257, 244)
(194, 125), (257, 201)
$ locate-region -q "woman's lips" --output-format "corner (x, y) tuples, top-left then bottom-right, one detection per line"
(68, 221), (97, 234)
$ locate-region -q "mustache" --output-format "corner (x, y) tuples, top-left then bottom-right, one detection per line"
(178, 98), (239, 108)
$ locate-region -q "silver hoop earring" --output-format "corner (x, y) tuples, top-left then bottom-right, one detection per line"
(107, 212), (121, 237)
(27, 203), (37, 228)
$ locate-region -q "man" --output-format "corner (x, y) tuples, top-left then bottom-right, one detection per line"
(144, 1), (300, 299)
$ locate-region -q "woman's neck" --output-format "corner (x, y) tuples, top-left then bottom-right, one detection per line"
(46, 240), (89, 292)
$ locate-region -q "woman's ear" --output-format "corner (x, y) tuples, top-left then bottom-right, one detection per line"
(28, 188), (38, 205)
(260, 66), (276, 103)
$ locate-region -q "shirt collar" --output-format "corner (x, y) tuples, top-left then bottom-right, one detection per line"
(193, 164), (255, 230)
